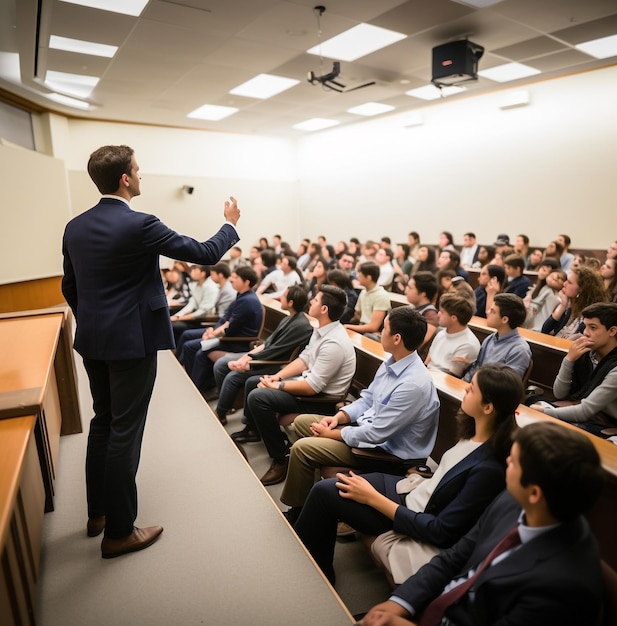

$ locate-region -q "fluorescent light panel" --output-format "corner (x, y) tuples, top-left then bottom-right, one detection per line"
(478, 62), (540, 82)
(575, 33), (617, 59)
(229, 74), (299, 99)
(187, 104), (238, 121)
(46, 93), (91, 109)
(307, 24), (406, 62)
(347, 102), (395, 116)
(45, 70), (99, 97)
(293, 118), (340, 131)
(405, 84), (465, 100)
(59, 0), (148, 16)
(49, 35), (118, 58)
(452, 0), (505, 8)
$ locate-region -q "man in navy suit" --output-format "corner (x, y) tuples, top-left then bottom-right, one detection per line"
(62, 145), (240, 558)
(358, 422), (604, 626)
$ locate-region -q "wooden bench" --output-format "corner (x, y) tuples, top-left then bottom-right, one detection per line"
(0, 415), (45, 626)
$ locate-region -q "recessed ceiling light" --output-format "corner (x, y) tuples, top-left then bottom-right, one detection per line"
(59, 0), (148, 17)
(229, 74), (300, 99)
(478, 62), (541, 82)
(292, 118), (340, 131)
(405, 84), (465, 100)
(347, 102), (395, 116)
(45, 70), (99, 97)
(46, 93), (91, 110)
(307, 24), (406, 62)
(49, 35), (118, 58)
(575, 33), (617, 59)
(187, 104), (239, 121)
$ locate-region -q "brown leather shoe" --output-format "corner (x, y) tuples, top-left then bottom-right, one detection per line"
(260, 457), (289, 486)
(101, 526), (164, 558)
(87, 516), (106, 537)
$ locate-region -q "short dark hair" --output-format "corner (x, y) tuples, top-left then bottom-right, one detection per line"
(381, 236), (391, 245)
(319, 285), (347, 322)
(582, 302), (617, 329)
(260, 249), (277, 267)
(387, 306), (427, 351)
(358, 262), (380, 283)
(518, 234), (530, 246)
(234, 266), (258, 288)
(212, 262), (230, 278)
(439, 293), (474, 325)
(559, 234), (571, 247)
(487, 264), (506, 285)
(539, 258), (559, 270)
(441, 231), (454, 246)
(503, 254), (525, 271)
(442, 249), (461, 268)
(494, 293), (527, 328)
(515, 422), (603, 521)
(87, 145), (134, 194)
(412, 271), (438, 301)
(464, 232), (476, 239)
(286, 284), (308, 312)
(408, 231), (420, 242)
(191, 264), (210, 276)
(326, 269), (352, 290)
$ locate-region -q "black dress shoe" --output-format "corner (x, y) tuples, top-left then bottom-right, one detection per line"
(231, 427), (261, 443)
(214, 411), (227, 425)
(283, 507), (302, 525)
(101, 526), (163, 558)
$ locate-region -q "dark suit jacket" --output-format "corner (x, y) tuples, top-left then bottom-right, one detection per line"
(393, 490), (602, 626)
(392, 443), (505, 548)
(62, 198), (238, 360)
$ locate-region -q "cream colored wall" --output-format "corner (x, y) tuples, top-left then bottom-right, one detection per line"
(295, 65), (617, 249)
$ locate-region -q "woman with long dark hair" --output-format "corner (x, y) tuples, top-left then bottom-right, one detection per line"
(294, 364), (522, 586)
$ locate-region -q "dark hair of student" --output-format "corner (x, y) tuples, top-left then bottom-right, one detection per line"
(260, 248), (277, 268)
(477, 245), (496, 267)
(414, 246), (437, 274)
(286, 284), (309, 313)
(494, 293), (527, 328)
(457, 364), (522, 464)
(358, 261), (380, 283)
(387, 306), (427, 352)
(318, 285), (347, 322)
(441, 231), (454, 247)
(503, 254), (525, 271)
(514, 422), (603, 521)
(284, 255), (304, 282)
(87, 144), (134, 194)
(439, 293), (474, 326)
(326, 269), (353, 291)
(582, 302), (617, 329)
(412, 271), (439, 302)
(212, 262), (230, 278)
(486, 264), (506, 288)
(234, 265), (259, 288)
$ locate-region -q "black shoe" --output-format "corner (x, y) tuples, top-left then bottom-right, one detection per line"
(230, 427), (261, 443)
(283, 507), (302, 526)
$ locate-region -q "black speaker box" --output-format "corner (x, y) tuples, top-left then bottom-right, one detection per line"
(432, 40), (484, 86)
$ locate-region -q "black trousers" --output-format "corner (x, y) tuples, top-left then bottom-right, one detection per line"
(83, 353), (157, 539)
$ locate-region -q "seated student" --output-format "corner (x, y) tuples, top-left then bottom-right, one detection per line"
(557, 233), (575, 271)
(447, 276), (475, 312)
(376, 248), (395, 288)
(232, 286), (356, 486)
(543, 239), (564, 264)
(305, 256), (329, 300)
(294, 364), (522, 587)
(393, 243), (414, 278)
(255, 254), (302, 298)
(600, 257), (617, 303)
(459, 232), (479, 269)
(522, 265), (565, 331)
(531, 302), (617, 435)
(471, 245), (495, 269)
(513, 234), (530, 265)
(473, 264), (505, 318)
(525, 247), (544, 271)
(209, 262), (236, 318)
(358, 421), (604, 626)
(325, 269), (358, 324)
(163, 266), (191, 310)
(280, 307), (440, 518)
(345, 262), (391, 340)
(176, 266), (263, 392)
(226, 245), (249, 273)
(502, 254), (532, 298)
(425, 294), (481, 378)
(541, 266), (608, 339)
(461, 294), (532, 382)
(436, 249), (469, 282)
(170, 264), (219, 341)
(405, 272), (439, 327)
(211, 285), (313, 425)
(411, 246), (437, 276)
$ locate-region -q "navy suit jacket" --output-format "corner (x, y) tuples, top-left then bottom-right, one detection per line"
(393, 490), (602, 626)
(62, 198), (239, 360)
(392, 443), (505, 548)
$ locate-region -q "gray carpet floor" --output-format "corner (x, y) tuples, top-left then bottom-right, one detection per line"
(34, 351), (391, 625)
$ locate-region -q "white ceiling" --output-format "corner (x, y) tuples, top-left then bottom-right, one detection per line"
(1, 0), (617, 138)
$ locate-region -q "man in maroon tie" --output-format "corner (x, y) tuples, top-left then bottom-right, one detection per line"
(358, 421), (604, 626)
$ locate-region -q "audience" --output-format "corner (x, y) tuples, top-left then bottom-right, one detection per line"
(226, 245), (248, 272)
(471, 245), (495, 269)
(325, 269), (358, 324)
(305, 257), (329, 300)
(502, 254), (532, 298)
(513, 233), (530, 265)
(404, 272), (439, 327)
(358, 421), (604, 626)
(345, 262), (391, 339)
(436, 249), (469, 282)
(459, 232), (479, 268)
(295, 364), (521, 587)
(375, 248), (395, 288)
(256, 254), (303, 298)
(525, 247), (544, 270)
(425, 294), (481, 378)
(438, 231), (455, 253)
(523, 267), (566, 331)
(474, 264), (505, 318)
(411, 245), (438, 275)
(557, 233), (575, 271)
(280, 307), (439, 519)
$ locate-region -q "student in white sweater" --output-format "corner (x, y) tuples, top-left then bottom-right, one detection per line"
(425, 293), (481, 378)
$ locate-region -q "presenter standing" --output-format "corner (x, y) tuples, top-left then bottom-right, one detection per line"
(62, 145), (240, 558)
